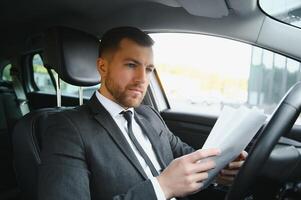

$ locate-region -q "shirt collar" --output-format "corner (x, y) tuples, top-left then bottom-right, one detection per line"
(95, 90), (134, 118)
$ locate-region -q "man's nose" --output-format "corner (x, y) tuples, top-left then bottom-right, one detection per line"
(134, 67), (147, 83)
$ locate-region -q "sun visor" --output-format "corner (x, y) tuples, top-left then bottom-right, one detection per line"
(44, 26), (100, 86)
(177, 0), (229, 18)
(150, 0), (229, 18)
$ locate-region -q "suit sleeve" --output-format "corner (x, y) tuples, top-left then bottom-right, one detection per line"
(38, 112), (159, 200)
(112, 180), (157, 200)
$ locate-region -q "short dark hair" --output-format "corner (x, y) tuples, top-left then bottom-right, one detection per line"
(98, 26), (154, 57)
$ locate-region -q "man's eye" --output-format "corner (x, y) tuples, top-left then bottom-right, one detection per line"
(126, 63), (136, 68)
(146, 67), (154, 73)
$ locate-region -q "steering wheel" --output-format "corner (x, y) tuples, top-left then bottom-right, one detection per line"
(225, 82), (301, 200)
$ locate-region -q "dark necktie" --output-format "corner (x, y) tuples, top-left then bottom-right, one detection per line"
(121, 110), (159, 177)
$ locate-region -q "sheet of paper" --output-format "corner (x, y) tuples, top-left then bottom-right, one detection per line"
(201, 106), (267, 188)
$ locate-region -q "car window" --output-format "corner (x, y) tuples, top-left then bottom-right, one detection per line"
(32, 54), (55, 93)
(32, 54), (99, 97)
(150, 33), (301, 120)
(1, 64), (12, 81)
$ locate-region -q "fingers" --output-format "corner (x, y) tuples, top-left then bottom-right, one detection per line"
(217, 168), (238, 186)
(217, 174), (235, 183)
(185, 149), (219, 174)
(228, 150), (248, 169)
(157, 151), (217, 199)
(221, 169), (239, 176)
(187, 172), (209, 184)
(234, 150), (248, 161)
(228, 160), (244, 169)
(187, 148), (221, 163)
(239, 151), (248, 160)
(185, 172), (209, 191)
(193, 159), (216, 173)
(216, 151), (248, 186)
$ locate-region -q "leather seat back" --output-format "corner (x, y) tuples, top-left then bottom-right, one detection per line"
(0, 81), (22, 197)
(12, 108), (63, 200)
(12, 26), (100, 200)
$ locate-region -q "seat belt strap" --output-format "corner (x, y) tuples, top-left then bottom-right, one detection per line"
(10, 67), (30, 115)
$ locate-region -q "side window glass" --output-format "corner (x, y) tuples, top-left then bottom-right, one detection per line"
(32, 54), (99, 97)
(151, 33), (301, 121)
(32, 54), (55, 93)
(51, 70), (99, 98)
(1, 64), (12, 81)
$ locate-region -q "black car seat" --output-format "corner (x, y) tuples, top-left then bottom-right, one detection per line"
(0, 80), (22, 199)
(0, 81), (22, 154)
(12, 26), (100, 200)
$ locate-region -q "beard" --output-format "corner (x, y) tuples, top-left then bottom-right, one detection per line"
(104, 72), (146, 108)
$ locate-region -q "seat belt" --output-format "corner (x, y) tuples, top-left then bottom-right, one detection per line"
(10, 67), (30, 115)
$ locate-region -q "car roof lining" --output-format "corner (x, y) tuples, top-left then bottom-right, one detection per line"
(257, 16), (301, 62)
(1, 0), (301, 63)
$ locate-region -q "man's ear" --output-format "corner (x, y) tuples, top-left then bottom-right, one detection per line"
(97, 57), (107, 79)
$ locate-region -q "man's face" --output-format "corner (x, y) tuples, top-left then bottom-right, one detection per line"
(98, 38), (154, 108)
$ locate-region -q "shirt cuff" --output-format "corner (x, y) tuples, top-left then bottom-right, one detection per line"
(150, 177), (166, 200)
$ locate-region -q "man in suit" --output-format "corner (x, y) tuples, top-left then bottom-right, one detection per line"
(38, 27), (246, 200)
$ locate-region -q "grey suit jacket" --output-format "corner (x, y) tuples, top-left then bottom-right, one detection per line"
(38, 94), (194, 200)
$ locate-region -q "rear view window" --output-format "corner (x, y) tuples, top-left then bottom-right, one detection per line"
(32, 54), (99, 98)
(32, 54), (55, 93)
(2, 64), (12, 81)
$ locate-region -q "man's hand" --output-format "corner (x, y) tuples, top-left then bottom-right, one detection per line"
(216, 151), (248, 186)
(157, 148), (220, 199)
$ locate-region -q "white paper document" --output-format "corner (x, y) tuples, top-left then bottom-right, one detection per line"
(201, 106), (267, 188)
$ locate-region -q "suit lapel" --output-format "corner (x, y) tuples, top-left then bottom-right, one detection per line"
(87, 94), (148, 179)
(134, 112), (168, 169)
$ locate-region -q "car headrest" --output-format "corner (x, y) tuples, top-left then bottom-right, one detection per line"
(44, 26), (100, 86)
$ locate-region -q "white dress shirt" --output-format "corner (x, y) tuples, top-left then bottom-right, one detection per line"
(95, 91), (167, 200)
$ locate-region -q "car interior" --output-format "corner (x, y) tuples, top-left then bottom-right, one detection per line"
(1, 0), (301, 200)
